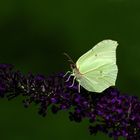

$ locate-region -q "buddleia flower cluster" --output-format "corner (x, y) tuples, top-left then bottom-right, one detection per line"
(0, 64), (140, 140)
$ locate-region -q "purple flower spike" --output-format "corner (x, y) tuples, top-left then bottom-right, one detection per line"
(0, 64), (140, 140)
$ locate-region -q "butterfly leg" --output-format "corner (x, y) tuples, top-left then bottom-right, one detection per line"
(63, 71), (71, 77)
(65, 74), (73, 82)
(78, 83), (81, 93)
(69, 76), (76, 87)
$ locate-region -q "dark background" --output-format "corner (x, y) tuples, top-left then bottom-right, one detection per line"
(0, 0), (140, 140)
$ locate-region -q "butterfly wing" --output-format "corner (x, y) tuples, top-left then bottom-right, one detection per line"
(76, 40), (118, 92)
(76, 40), (118, 73)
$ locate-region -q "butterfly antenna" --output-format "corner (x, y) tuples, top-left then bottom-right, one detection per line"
(63, 52), (75, 64)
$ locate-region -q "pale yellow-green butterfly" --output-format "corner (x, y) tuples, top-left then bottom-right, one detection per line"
(64, 39), (118, 93)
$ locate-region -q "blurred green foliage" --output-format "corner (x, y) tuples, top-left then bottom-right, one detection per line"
(0, 0), (140, 139)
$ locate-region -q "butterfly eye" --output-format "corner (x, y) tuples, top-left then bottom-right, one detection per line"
(70, 64), (76, 69)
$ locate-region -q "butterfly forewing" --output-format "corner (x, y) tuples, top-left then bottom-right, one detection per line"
(76, 40), (118, 74)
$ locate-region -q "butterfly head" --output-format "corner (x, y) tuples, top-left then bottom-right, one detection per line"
(63, 52), (81, 78)
(70, 63), (76, 70)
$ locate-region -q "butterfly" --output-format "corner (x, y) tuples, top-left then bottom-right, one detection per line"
(64, 39), (118, 93)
